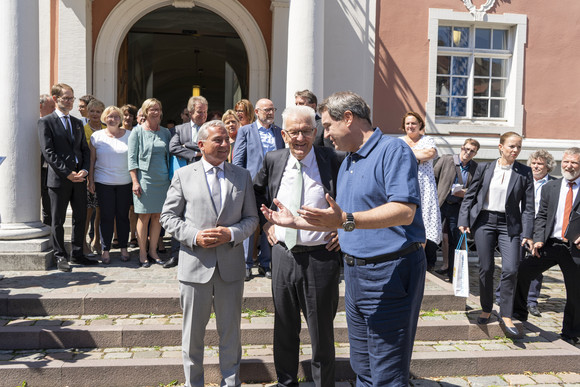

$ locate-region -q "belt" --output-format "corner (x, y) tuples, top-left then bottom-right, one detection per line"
(344, 242), (421, 266)
(547, 237), (568, 246)
(278, 242), (327, 254)
(445, 200), (461, 205)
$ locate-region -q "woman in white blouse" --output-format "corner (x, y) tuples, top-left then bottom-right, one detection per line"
(458, 132), (534, 337)
(88, 106), (132, 264)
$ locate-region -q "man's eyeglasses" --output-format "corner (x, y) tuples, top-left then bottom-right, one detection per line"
(258, 108), (277, 114)
(461, 147), (477, 154)
(59, 97), (75, 102)
(284, 129), (314, 139)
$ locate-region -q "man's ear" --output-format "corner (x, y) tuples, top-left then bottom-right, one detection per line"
(343, 110), (354, 126)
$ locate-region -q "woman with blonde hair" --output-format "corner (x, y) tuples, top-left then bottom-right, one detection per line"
(128, 98), (171, 267)
(222, 109), (241, 162)
(234, 99), (255, 126)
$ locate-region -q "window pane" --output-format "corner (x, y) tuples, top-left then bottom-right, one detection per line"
(493, 30), (508, 50)
(490, 99), (505, 117)
(473, 78), (489, 97)
(453, 27), (469, 48)
(451, 77), (467, 96)
(475, 28), (491, 49)
(491, 59), (506, 77)
(452, 57), (469, 75)
(491, 79), (505, 97)
(436, 97), (449, 116)
(474, 57), (490, 76)
(437, 56), (451, 75)
(450, 98), (467, 116)
(436, 77), (450, 95)
(473, 99), (489, 117)
(438, 26), (451, 47)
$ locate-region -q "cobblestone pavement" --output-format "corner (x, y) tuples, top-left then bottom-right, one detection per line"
(1, 247), (579, 385)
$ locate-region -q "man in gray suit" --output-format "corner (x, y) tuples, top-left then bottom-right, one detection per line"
(161, 120), (259, 386)
(433, 138), (479, 280)
(165, 96), (209, 269)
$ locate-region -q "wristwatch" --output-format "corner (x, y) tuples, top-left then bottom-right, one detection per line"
(342, 213), (355, 232)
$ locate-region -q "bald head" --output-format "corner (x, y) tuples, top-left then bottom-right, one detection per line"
(255, 98), (276, 127)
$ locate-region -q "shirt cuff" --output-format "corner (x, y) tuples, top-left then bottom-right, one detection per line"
(228, 227), (234, 242)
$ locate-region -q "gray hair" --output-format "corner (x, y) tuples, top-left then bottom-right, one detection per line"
(197, 120), (226, 142)
(40, 94), (51, 104)
(282, 105), (316, 130)
(527, 149), (556, 173)
(318, 91), (372, 126)
(187, 96), (208, 111)
(564, 147), (580, 158)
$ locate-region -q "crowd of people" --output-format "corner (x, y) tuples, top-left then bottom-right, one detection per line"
(37, 84), (580, 386)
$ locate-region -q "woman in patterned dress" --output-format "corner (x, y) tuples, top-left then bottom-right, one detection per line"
(400, 112), (442, 271)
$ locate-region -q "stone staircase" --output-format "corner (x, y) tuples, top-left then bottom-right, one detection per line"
(1, 269), (580, 386)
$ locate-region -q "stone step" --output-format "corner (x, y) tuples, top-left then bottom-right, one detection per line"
(2, 334), (579, 386)
(0, 273), (465, 317)
(0, 312), (516, 350)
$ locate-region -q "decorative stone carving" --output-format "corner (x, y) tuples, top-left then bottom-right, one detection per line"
(462, 0), (496, 21)
(173, 0), (195, 9)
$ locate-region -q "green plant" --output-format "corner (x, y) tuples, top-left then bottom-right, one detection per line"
(17, 381), (27, 387)
(157, 380), (179, 387)
(242, 308), (268, 318)
(420, 308), (439, 317)
(93, 314), (109, 320)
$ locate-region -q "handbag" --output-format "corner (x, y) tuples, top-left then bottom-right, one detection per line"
(453, 232), (470, 297)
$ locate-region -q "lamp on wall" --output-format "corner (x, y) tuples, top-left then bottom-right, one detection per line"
(191, 49), (203, 97)
(192, 85), (201, 96)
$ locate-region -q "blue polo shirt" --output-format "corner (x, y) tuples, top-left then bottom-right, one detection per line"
(336, 128), (425, 258)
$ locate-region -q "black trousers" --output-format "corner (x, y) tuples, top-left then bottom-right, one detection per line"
(48, 181), (87, 260)
(473, 211), (521, 318)
(271, 243), (341, 387)
(41, 166), (51, 225)
(514, 239), (580, 337)
(95, 183), (132, 251)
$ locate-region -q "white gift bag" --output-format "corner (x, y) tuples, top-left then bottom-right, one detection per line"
(453, 232), (470, 297)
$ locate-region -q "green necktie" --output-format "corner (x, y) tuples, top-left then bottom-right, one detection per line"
(285, 160), (303, 249)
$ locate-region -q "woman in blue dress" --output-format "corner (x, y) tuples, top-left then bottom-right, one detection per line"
(128, 98), (171, 267)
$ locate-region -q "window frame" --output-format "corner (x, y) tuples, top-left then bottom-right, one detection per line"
(426, 9), (527, 135)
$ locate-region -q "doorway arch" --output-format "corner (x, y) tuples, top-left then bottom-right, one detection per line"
(93, 0), (269, 105)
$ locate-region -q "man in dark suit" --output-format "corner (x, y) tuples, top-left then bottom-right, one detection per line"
(161, 121), (259, 386)
(233, 98), (285, 280)
(294, 89), (333, 149)
(40, 93), (56, 226)
(254, 105), (342, 387)
(38, 83), (96, 271)
(433, 138), (479, 280)
(514, 147), (580, 345)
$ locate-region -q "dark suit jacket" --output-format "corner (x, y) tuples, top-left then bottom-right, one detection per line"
(458, 160), (534, 238)
(253, 146), (343, 226)
(232, 121), (284, 179)
(169, 122), (201, 163)
(533, 178), (580, 243)
(433, 154), (478, 207)
(38, 111), (90, 188)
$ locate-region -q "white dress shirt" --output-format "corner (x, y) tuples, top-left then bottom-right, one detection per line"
(483, 161), (513, 213)
(551, 176), (580, 240)
(533, 175), (550, 215)
(275, 148), (330, 246)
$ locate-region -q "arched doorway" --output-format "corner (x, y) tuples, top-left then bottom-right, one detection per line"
(93, 0), (268, 114)
(117, 5), (249, 123)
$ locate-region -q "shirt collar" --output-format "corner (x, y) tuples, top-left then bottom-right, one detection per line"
(354, 128), (382, 159)
(201, 158), (225, 173)
(256, 119), (272, 131)
(288, 147), (315, 170)
(190, 120), (199, 129)
(565, 176), (580, 186)
(55, 109), (67, 119)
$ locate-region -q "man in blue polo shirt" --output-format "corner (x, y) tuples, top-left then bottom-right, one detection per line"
(261, 91), (426, 385)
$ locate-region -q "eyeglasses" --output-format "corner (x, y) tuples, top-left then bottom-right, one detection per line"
(59, 97), (75, 102)
(284, 129), (314, 139)
(258, 108), (277, 114)
(235, 110), (245, 114)
(461, 147), (477, 154)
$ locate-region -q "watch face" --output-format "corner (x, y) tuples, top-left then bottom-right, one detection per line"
(343, 221), (355, 232)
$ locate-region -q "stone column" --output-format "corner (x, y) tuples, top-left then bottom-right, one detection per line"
(0, 0), (52, 270)
(269, 0), (290, 112)
(285, 0), (324, 107)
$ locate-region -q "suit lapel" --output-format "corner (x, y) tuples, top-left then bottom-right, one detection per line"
(507, 161), (521, 198)
(315, 148), (333, 196)
(221, 163), (237, 218)
(479, 161), (495, 200)
(270, 150), (290, 199)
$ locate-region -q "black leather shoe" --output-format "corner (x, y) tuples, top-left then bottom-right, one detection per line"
(147, 255), (166, 265)
(139, 260), (151, 268)
(512, 312), (528, 322)
(503, 325), (520, 338)
(257, 265), (272, 279)
(477, 316), (491, 325)
(71, 256), (98, 265)
(163, 256), (178, 268)
(435, 268), (449, 275)
(560, 334), (579, 345)
(55, 257), (71, 272)
(245, 268), (252, 281)
(528, 305), (542, 317)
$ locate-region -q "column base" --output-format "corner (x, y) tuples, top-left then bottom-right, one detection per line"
(0, 221), (51, 240)
(0, 237), (54, 271)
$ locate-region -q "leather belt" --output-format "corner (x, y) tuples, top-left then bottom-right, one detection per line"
(278, 242), (327, 254)
(344, 242), (421, 266)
